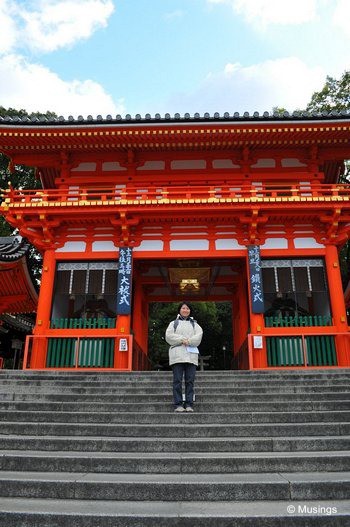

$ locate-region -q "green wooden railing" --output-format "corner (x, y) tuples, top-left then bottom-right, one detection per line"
(46, 337), (115, 368)
(47, 317), (115, 368)
(267, 335), (337, 367)
(265, 315), (332, 327)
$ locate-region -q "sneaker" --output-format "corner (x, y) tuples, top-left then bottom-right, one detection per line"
(174, 406), (186, 412)
(185, 406), (194, 412)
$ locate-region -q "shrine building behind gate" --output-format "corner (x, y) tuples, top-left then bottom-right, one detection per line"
(1, 111), (350, 371)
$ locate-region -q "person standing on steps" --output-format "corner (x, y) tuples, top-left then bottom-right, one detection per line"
(165, 302), (203, 413)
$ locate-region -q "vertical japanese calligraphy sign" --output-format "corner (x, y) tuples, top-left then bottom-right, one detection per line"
(247, 245), (264, 314)
(116, 247), (133, 315)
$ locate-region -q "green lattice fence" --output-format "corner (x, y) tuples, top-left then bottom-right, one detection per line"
(46, 318), (115, 367)
(267, 335), (337, 367)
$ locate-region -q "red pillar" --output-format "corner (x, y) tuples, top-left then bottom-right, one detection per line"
(31, 249), (56, 368)
(325, 244), (350, 366)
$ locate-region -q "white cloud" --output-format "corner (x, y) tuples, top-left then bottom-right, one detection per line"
(0, 1), (124, 117)
(0, 0), (18, 54)
(166, 57), (326, 114)
(0, 0), (115, 54)
(332, 0), (350, 38)
(207, 0), (318, 27)
(0, 54), (125, 117)
(21, 0), (115, 53)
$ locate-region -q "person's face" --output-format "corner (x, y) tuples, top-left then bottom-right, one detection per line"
(180, 304), (191, 317)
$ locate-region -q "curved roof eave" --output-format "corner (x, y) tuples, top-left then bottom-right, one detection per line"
(0, 110), (349, 128)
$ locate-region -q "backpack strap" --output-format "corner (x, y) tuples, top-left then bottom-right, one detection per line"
(173, 318), (195, 332)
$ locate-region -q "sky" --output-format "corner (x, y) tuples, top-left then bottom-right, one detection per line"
(0, 0), (349, 118)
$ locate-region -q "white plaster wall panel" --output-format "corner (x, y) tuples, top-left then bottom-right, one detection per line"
(137, 161), (165, 171)
(102, 162), (127, 171)
(251, 159), (276, 168)
(215, 239), (245, 250)
(170, 239), (209, 250)
(92, 241), (117, 252)
(281, 158), (307, 167)
(134, 240), (164, 251)
(56, 242), (87, 252)
(294, 238), (325, 248)
(252, 181), (263, 196)
(261, 238), (288, 249)
(299, 181), (312, 196)
(212, 159), (240, 169)
(71, 163), (96, 171)
(171, 160), (206, 170)
(67, 186), (79, 201)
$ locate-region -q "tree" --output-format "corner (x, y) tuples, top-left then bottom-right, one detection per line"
(306, 71), (350, 113)
(305, 72), (350, 286)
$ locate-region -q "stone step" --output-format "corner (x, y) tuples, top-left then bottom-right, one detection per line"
(1, 369), (350, 378)
(0, 409), (349, 425)
(0, 369), (348, 525)
(1, 450), (349, 474)
(0, 420), (348, 438)
(0, 434), (348, 453)
(2, 385), (350, 395)
(0, 498), (349, 527)
(1, 392), (349, 402)
(0, 400), (348, 413)
(0, 471), (349, 501)
(2, 378), (350, 387)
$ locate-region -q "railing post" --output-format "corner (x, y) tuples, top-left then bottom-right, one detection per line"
(301, 334), (308, 368)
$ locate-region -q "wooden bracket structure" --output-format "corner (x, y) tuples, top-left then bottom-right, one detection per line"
(239, 209), (268, 245)
(110, 212), (139, 246)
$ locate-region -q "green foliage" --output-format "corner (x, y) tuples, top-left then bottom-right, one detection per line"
(0, 106), (57, 120)
(271, 106), (288, 115)
(148, 301), (233, 370)
(304, 72), (350, 285)
(306, 71), (350, 113)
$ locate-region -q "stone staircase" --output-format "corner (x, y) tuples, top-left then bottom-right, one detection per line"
(0, 369), (349, 526)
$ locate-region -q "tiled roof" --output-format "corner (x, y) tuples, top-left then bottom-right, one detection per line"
(0, 236), (31, 262)
(0, 110), (349, 126)
(0, 236), (38, 314)
(0, 313), (34, 332)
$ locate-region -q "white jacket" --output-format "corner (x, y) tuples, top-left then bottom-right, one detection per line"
(165, 316), (203, 366)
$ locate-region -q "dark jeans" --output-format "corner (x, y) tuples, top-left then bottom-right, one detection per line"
(172, 363), (197, 408)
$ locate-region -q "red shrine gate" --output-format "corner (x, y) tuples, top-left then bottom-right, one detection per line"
(1, 112), (350, 370)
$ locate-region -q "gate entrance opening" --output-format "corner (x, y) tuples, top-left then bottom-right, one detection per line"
(131, 257), (249, 369)
(148, 301), (233, 370)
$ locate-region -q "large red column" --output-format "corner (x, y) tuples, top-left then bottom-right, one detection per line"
(325, 244), (350, 366)
(30, 249), (56, 368)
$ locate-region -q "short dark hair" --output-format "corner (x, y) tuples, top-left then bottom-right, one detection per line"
(177, 302), (193, 316)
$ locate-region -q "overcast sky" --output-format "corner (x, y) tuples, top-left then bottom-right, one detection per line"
(0, 0), (349, 118)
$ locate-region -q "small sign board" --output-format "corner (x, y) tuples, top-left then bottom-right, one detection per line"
(119, 338), (128, 352)
(253, 335), (263, 349)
